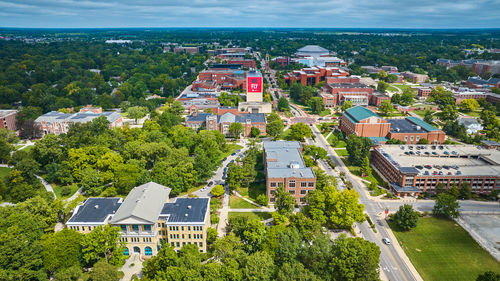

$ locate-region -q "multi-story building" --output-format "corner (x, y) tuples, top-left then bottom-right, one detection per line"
(339, 106), (445, 144)
(67, 182), (210, 258)
(453, 91), (500, 105)
(283, 66), (349, 86)
(173, 46), (200, 55)
(185, 111), (266, 136)
(417, 87), (432, 98)
(226, 59), (256, 69)
(465, 77), (500, 89)
(295, 45), (330, 58)
(35, 107), (122, 136)
(263, 141), (316, 204)
(372, 145), (500, 196)
(193, 68), (246, 92)
(436, 59), (500, 75)
(319, 77), (389, 107)
(0, 110), (17, 131)
(403, 72), (429, 83)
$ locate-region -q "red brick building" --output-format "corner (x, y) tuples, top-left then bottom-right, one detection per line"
(0, 110), (17, 131)
(372, 145), (500, 196)
(173, 46), (200, 55)
(283, 66), (349, 86)
(339, 106), (445, 144)
(417, 87), (432, 98)
(263, 141), (316, 205)
(319, 77), (389, 107)
(227, 59), (256, 68)
(192, 68), (246, 92)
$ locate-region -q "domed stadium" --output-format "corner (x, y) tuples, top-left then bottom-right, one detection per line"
(296, 45), (330, 58)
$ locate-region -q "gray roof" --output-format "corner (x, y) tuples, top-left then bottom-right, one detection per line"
(160, 198), (209, 223)
(186, 112), (266, 124)
(481, 140), (500, 146)
(35, 111), (121, 125)
(388, 118), (436, 133)
(264, 141), (315, 179)
(68, 198), (122, 224)
(110, 182), (171, 225)
(0, 110), (17, 118)
(297, 45), (329, 53)
(186, 113), (211, 122)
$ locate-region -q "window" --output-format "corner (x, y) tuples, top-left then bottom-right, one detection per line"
(270, 182), (276, 187)
(188, 226), (191, 231)
(278, 182), (284, 188)
(289, 180), (296, 188)
(176, 242), (180, 247)
(301, 182), (307, 187)
(199, 242), (203, 247)
(145, 246), (153, 256)
(300, 190), (307, 195)
(308, 182), (314, 187)
(410, 136), (414, 141)
(123, 248), (129, 256)
(188, 234), (191, 239)
(270, 190), (275, 195)
(171, 242), (175, 247)
(300, 198), (306, 203)
(144, 225), (151, 231)
(158, 223), (161, 227)
(289, 190), (295, 195)
(404, 136), (408, 141)
(132, 225), (139, 232)
(182, 234), (185, 239)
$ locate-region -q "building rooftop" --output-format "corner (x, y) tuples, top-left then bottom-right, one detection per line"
(344, 106), (380, 123)
(388, 118), (437, 134)
(110, 182), (171, 225)
(263, 141), (315, 179)
(160, 198), (209, 223)
(67, 198), (122, 224)
(0, 110), (17, 118)
(327, 82), (369, 88)
(481, 140), (500, 146)
(376, 144), (500, 177)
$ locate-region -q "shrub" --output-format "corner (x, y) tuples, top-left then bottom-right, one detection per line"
(60, 185), (73, 196)
(210, 213), (220, 224)
(256, 194), (269, 206)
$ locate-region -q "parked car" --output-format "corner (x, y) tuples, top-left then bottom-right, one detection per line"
(382, 238), (391, 245)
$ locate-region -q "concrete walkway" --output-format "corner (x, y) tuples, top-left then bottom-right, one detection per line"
(227, 208), (274, 212)
(216, 187), (230, 237)
(35, 175), (55, 195)
(120, 253), (143, 281)
(63, 187), (83, 206)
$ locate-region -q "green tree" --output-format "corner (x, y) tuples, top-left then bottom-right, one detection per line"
(142, 246), (179, 279)
(476, 271), (500, 281)
(459, 181), (472, 199)
(267, 120), (284, 137)
(341, 101), (353, 111)
(256, 194), (269, 206)
(433, 193), (460, 219)
(250, 126), (261, 138)
(288, 123), (312, 141)
(210, 184), (225, 197)
(126, 106), (148, 124)
(386, 74), (398, 83)
(330, 235), (381, 281)
(277, 97), (290, 111)
(361, 156), (372, 176)
(41, 229), (83, 275)
(229, 122), (244, 138)
(346, 134), (372, 166)
(378, 99), (394, 115)
(459, 98), (480, 112)
(392, 204), (419, 231)
(82, 260), (124, 281)
(303, 145), (327, 163)
(377, 80), (389, 92)
(80, 225), (126, 267)
(243, 251), (275, 281)
(400, 89), (415, 106)
(274, 186), (296, 215)
(423, 110), (435, 124)
(307, 97), (325, 114)
(417, 138), (430, 144)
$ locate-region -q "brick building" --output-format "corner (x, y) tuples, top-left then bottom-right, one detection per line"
(339, 106), (445, 144)
(192, 68), (246, 92)
(465, 77), (500, 89)
(185, 110), (266, 137)
(283, 66), (349, 86)
(67, 182), (210, 257)
(227, 59), (256, 68)
(372, 145), (500, 196)
(35, 108), (122, 136)
(453, 91), (500, 105)
(403, 72), (429, 83)
(263, 141), (316, 204)
(417, 87), (432, 98)
(173, 46), (200, 55)
(319, 77), (389, 107)
(0, 110), (17, 131)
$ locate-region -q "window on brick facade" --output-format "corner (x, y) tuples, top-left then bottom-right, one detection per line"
(301, 182), (307, 187)
(278, 182), (283, 188)
(308, 182), (314, 187)
(289, 190), (295, 195)
(270, 182), (276, 187)
(289, 180), (296, 188)
(300, 190), (307, 195)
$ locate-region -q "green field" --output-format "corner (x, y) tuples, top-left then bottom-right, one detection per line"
(330, 139), (346, 148)
(52, 183), (79, 199)
(228, 212), (272, 221)
(237, 181), (266, 203)
(334, 148), (349, 157)
(229, 195), (259, 209)
(393, 84), (412, 92)
(390, 217), (500, 281)
(341, 158), (381, 185)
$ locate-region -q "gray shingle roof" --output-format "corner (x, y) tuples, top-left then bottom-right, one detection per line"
(264, 141), (315, 179)
(110, 182), (171, 224)
(160, 198), (209, 223)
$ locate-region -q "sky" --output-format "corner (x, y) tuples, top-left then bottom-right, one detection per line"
(1, 0), (500, 29)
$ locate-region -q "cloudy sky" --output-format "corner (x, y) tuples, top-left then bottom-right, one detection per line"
(1, 0), (499, 28)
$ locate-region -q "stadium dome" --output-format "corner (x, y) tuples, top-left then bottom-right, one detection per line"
(296, 45), (330, 58)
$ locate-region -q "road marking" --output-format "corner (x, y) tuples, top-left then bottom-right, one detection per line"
(385, 247), (409, 281)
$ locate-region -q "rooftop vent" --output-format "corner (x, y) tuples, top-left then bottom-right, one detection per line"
(184, 213), (188, 217)
(187, 205), (192, 209)
(94, 205), (99, 209)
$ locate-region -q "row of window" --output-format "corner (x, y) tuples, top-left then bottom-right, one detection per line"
(271, 190), (308, 195)
(120, 224), (151, 232)
(270, 181), (314, 188)
(168, 226), (203, 232)
(169, 233), (204, 240)
(123, 237), (153, 243)
(171, 241), (203, 248)
(69, 225), (98, 231)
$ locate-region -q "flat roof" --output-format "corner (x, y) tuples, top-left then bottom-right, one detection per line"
(0, 110), (17, 118)
(161, 198), (209, 223)
(263, 141), (315, 179)
(68, 198), (122, 224)
(376, 145), (500, 177)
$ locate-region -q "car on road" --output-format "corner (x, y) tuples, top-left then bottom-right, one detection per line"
(208, 181), (214, 187)
(231, 152), (236, 156)
(382, 238), (391, 245)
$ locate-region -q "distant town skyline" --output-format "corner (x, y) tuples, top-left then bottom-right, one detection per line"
(1, 0), (499, 29)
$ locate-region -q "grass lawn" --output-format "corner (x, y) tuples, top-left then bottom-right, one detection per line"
(228, 212), (272, 221)
(278, 128), (292, 140)
(0, 167), (11, 181)
(229, 195), (259, 209)
(388, 85), (400, 92)
(237, 181), (266, 203)
(390, 217), (500, 281)
(413, 109), (435, 118)
(319, 109), (330, 117)
(334, 140), (347, 148)
(461, 110), (481, 118)
(334, 148), (349, 157)
(393, 84), (412, 92)
(52, 183), (79, 199)
(341, 158), (380, 185)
